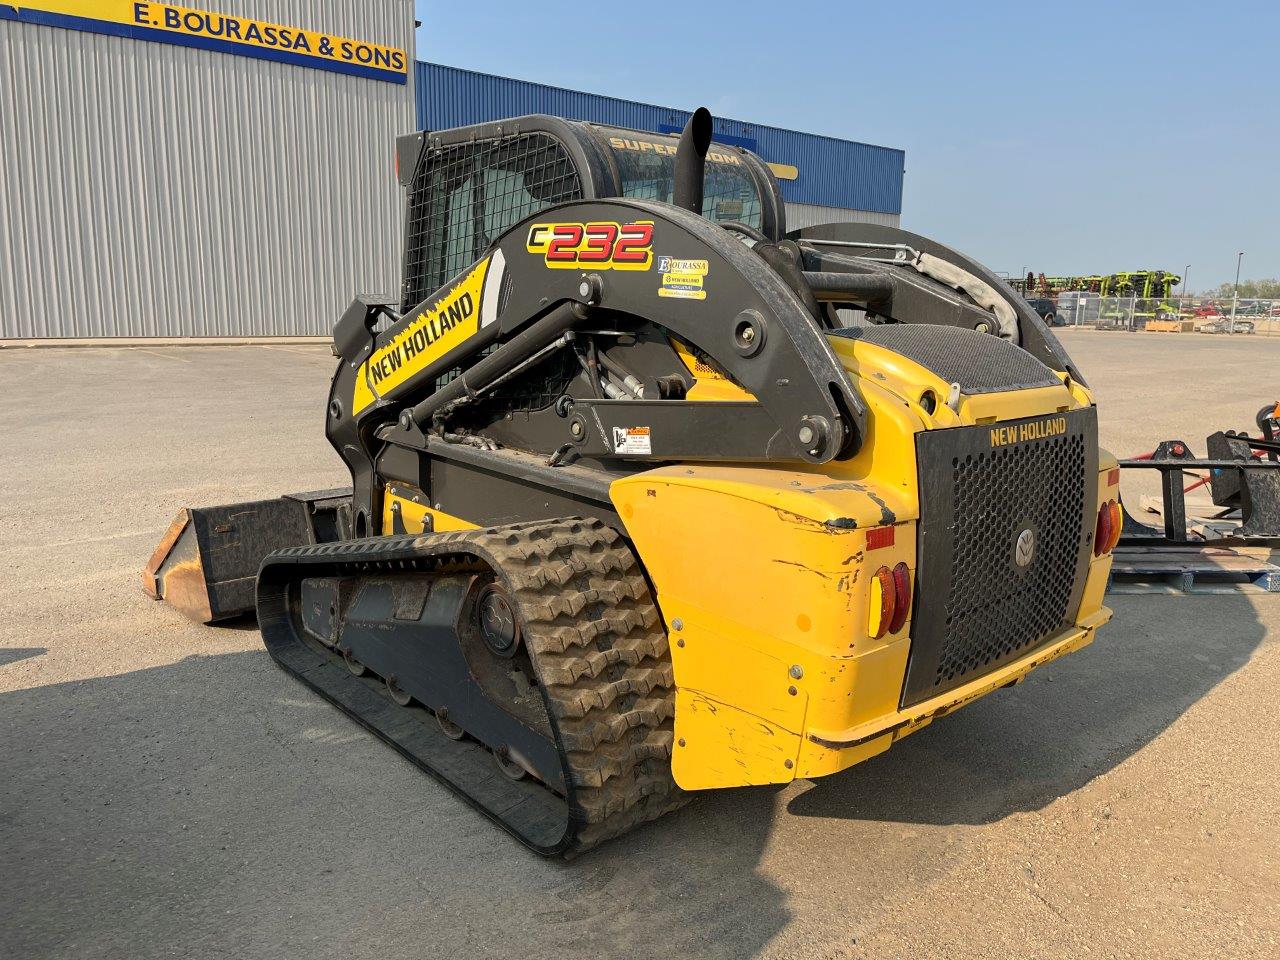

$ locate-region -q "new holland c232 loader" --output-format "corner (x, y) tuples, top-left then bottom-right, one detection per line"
(143, 109), (1120, 856)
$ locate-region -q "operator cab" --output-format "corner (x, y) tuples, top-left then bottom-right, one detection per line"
(389, 110), (1081, 393)
(394, 115), (785, 312)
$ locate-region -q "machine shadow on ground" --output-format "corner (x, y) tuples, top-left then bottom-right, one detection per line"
(0, 647), (791, 960)
(0, 647), (46, 667)
(787, 592), (1268, 826)
(1, 593), (1266, 960)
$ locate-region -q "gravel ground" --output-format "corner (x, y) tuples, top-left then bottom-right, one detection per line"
(1, 330), (1277, 960)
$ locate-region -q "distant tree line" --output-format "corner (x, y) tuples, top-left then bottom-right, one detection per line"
(1205, 278), (1280, 299)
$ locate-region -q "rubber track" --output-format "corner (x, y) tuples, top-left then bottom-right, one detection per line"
(261, 517), (687, 855)
(478, 518), (688, 853)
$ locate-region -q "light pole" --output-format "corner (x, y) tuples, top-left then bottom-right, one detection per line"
(1229, 251), (1244, 333)
(1181, 264), (1191, 319)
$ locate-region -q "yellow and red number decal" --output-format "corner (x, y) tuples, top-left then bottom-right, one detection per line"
(526, 221), (654, 270)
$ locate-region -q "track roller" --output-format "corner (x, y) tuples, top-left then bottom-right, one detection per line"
(435, 710), (465, 741)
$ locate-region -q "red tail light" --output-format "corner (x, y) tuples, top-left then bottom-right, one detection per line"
(1094, 499), (1122, 556)
(888, 562), (911, 634)
(1108, 501), (1123, 551)
(869, 563), (912, 639)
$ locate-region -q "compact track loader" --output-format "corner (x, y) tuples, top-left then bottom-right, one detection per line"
(145, 109), (1119, 855)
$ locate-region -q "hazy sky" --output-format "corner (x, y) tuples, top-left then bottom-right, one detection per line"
(414, 1), (1276, 290)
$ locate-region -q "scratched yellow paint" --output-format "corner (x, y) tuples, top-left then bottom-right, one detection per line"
(612, 339), (1116, 790)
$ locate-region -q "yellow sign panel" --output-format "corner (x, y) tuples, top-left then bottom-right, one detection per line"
(766, 161), (799, 181)
(657, 256), (709, 301)
(2, 1), (409, 84)
(352, 258), (492, 415)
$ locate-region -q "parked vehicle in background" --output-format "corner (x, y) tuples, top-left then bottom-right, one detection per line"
(1190, 302), (1225, 320)
(1056, 291), (1100, 326)
(1197, 317), (1255, 334)
(1024, 297), (1061, 325)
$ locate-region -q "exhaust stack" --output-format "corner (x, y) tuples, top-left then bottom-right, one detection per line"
(673, 107), (713, 215)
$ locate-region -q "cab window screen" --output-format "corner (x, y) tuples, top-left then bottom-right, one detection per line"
(605, 136), (763, 230)
(402, 133), (582, 310)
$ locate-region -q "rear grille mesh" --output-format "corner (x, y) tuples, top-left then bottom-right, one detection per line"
(830, 324), (1061, 395)
(903, 409), (1096, 706)
(937, 434), (1085, 685)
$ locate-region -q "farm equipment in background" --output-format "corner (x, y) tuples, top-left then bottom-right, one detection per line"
(1197, 317), (1256, 335)
(1007, 270), (1181, 301)
(1007, 270), (1183, 330)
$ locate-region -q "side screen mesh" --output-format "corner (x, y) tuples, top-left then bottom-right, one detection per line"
(402, 133), (583, 311)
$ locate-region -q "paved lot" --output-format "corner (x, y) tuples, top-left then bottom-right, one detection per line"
(2, 330), (1278, 960)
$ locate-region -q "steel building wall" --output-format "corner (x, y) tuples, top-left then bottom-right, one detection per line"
(415, 62), (905, 217)
(0, 1), (415, 338)
(784, 203), (900, 230)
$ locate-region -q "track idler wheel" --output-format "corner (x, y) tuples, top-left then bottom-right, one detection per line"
(476, 583), (520, 657)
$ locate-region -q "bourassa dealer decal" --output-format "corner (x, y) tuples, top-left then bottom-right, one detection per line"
(657, 256), (708, 300)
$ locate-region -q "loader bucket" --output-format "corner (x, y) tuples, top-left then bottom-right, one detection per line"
(141, 489), (351, 623)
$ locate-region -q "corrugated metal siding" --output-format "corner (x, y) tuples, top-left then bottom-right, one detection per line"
(0, 1), (415, 338)
(784, 203), (901, 230)
(415, 61), (905, 216)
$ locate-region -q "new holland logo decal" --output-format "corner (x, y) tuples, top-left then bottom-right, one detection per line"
(351, 256), (494, 415)
(989, 416), (1068, 448)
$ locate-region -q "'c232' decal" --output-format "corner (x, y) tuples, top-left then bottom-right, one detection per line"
(526, 221), (653, 270)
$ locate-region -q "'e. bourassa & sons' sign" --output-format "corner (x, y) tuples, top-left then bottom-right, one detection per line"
(0, 1), (409, 84)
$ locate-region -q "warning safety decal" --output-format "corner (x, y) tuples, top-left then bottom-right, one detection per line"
(612, 426), (652, 456)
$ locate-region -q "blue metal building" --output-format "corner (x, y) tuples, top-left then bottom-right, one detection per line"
(415, 61), (904, 230)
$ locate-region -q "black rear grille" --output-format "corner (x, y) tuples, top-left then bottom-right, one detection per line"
(902, 409), (1097, 706)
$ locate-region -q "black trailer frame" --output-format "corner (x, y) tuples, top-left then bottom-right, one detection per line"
(1118, 434), (1280, 547)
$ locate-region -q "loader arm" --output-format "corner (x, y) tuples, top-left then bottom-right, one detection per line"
(791, 220), (1086, 384)
(326, 198), (869, 534)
